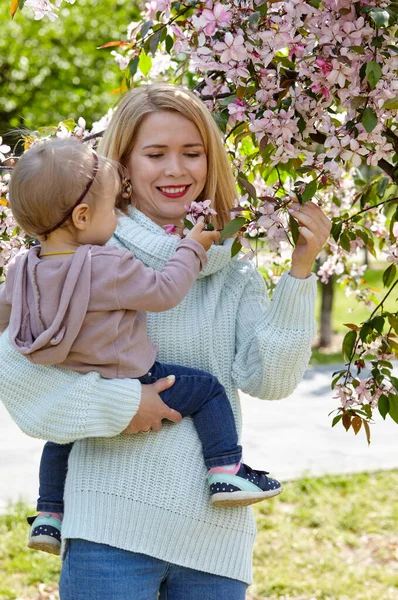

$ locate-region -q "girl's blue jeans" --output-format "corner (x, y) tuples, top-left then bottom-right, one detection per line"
(37, 361), (242, 512)
(59, 539), (247, 599)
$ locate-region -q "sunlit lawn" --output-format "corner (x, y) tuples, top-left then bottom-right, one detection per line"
(311, 267), (397, 365)
(1, 471), (398, 600)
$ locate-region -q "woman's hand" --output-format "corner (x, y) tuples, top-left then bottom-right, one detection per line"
(122, 376), (182, 434)
(288, 201), (332, 279)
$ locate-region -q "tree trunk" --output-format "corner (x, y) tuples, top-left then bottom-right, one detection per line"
(318, 276), (334, 348)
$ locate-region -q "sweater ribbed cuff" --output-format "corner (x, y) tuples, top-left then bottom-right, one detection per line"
(266, 271), (317, 330)
(81, 377), (142, 438)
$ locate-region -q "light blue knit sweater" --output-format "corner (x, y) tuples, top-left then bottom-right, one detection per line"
(0, 208), (317, 584)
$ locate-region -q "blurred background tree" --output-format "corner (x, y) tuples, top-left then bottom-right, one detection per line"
(0, 0), (138, 146)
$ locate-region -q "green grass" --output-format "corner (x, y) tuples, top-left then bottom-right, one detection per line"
(315, 267), (397, 336)
(310, 267), (397, 365)
(1, 471), (398, 600)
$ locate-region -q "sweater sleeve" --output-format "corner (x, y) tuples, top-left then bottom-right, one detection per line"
(0, 331), (142, 443)
(232, 269), (317, 400)
(0, 282), (11, 333)
(115, 239), (207, 312)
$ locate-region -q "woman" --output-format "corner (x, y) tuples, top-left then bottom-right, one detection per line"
(0, 83), (331, 599)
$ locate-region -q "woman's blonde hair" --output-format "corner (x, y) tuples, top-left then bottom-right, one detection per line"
(9, 137), (120, 238)
(98, 83), (237, 230)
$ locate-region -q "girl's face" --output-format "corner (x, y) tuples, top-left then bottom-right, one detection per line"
(125, 111), (208, 229)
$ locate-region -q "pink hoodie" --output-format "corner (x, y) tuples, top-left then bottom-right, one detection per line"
(0, 239), (207, 378)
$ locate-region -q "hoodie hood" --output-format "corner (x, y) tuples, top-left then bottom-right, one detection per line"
(8, 246), (92, 364)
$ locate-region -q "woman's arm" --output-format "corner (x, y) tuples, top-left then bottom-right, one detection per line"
(0, 332), (142, 443)
(232, 268), (317, 400)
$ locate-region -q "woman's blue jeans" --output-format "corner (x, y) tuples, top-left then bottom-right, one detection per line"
(37, 361), (242, 512)
(59, 539), (248, 600)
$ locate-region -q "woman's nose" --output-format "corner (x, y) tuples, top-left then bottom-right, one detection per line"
(163, 156), (186, 177)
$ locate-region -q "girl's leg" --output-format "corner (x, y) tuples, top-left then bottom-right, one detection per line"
(149, 362), (242, 468)
(149, 362), (282, 507)
(158, 563), (247, 600)
(59, 539), (167, 600)
(37, 441), (73, 513)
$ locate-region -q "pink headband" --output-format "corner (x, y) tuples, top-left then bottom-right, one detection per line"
(39, 152), (99, 237)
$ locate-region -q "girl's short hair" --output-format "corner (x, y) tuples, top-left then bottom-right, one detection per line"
(98, 83), (237, 230)
(9, 137), (120, 238)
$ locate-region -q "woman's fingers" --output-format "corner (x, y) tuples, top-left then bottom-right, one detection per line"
(289, 202), (331, 246)
(122, 376), (181, 435)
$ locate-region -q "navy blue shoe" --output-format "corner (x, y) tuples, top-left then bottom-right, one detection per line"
(208, 463), (283, 507)
(27, 513), (62, 555)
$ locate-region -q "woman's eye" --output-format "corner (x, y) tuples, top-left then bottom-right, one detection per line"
(185, 153), (200, 158)
(147, 154), (163, 159)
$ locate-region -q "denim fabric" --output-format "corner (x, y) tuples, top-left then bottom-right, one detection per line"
(139, 362), (242, 469)
(38, 361), (242, 513)
(37, 441), (73, 512)
(59, 539), (247, 600)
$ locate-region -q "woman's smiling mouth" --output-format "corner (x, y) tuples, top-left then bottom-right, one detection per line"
(157, 185), (192, 198)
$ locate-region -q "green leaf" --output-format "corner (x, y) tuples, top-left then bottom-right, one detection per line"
(369, 8), (390, 27)
(378, 394), (389, 419)
(349, 46), (365, 54)
(231, 237), (242, 258)
(129, 55), (139, 78)
(377, 176), (389, 197)
(388, 393), (398, 424)
(301, 180), (317, 203)
(342, 330), (357, 361)
(238, 176), (257, 200)
(220, 217), (246, 242)
(149, 28), (163, 55)
(182, 218), (193, 230)
(339, 230), (351, 252)
(360, 322), (373, 342)
(165, 34), (174, 54)
(366, 61), (382, 90)
(383, 95), (398, 110)
(369, 315), (385, 334)
(383, 263), (397, 287)
(140, 19), (153, 39)
(289, 214), (300, 245)
(213, 111), (228, 133)
(332, 414), (343, 427)
(138, 52), (152, 76)
(331, 221), (343, 242)
(362, 107), (377, 133)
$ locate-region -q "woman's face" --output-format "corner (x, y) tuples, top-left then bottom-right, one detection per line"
(125, 111), (208, 229)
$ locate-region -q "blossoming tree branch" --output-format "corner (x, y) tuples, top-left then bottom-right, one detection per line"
(3, 0), (398, 441)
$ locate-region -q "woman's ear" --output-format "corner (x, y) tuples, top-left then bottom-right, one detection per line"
(72, 203), (91, 230)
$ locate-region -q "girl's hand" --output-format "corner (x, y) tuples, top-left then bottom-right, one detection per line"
(288, 202), (332, 279)
(186, 221), (220, 251)
(122, 376), (182, 434)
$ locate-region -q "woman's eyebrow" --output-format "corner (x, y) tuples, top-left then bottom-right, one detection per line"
(142, 143), (204, 149)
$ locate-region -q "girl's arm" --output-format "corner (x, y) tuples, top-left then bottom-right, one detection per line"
(232, 267), (317, 400)
(0, 332), (142, 443)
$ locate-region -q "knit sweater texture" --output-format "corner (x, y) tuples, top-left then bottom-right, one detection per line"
(0, 208), (317, 584)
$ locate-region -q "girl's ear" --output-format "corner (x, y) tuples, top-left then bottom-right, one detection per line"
(72, 204), (91, 230)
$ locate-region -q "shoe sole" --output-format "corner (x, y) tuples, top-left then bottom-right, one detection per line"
(211, 486), (283, 507)
(28, 535), (61, 555)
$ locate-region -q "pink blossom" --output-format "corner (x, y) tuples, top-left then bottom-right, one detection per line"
(311, 83), (331, 101)
(163, 224), (178, 234)
(315, 58), (333, 77)
(213, 33), (247, 64)
(193, 3), (232, 36)
(228, 99), (247, 125)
